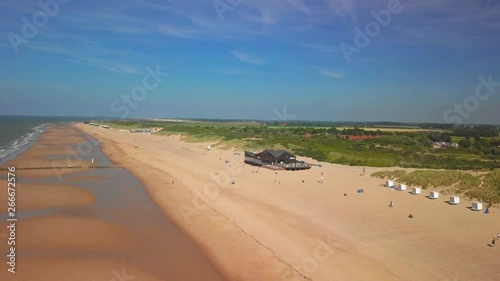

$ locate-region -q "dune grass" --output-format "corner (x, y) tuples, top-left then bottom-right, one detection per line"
(465, 170), (500, 205)
(99, 120), (499, 204)
(371, 169), (499, 205)
(100, 120), (499, 170)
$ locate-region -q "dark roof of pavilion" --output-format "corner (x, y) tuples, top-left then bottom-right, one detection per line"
(263, 149), (290, 158)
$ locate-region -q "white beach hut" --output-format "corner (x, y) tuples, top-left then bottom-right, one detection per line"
(449, 196), (460, 205)
(397, 184), (407, 191)
(412, 187), (421, 195)
(429, 191), (439, 199)
(472, 202), (483, 211)
(386, 180), (394, 187)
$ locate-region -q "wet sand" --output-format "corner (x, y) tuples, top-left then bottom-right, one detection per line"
(76, 123), (500, 281)
(0, 125), (225, 281)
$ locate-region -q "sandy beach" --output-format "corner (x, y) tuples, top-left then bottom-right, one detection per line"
(75, 124), (500, 281)
(0, 125), (225, 281)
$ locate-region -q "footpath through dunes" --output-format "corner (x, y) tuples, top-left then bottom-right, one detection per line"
(0, 124), (226, 281)
(77, 123), (500, 281)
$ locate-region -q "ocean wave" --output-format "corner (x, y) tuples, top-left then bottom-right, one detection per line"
(0, 124), (46, 163)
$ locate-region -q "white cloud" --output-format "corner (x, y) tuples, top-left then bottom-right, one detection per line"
(76, 37), (99, 46)
(231, 51), (266, 64)
(218, 68), (260, 76)
(319, 69), (344, 78)
(246, 9), (280, 25)
(156, 24), (198, 38)
(104, 64), (141, 74)
(287, 0), (310, 14)
(325, 0), (357, 22)
(302, 43), (337, 52)
(24, 42), (141, 75)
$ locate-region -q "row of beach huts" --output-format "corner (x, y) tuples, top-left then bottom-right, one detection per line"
(84, 122), (157, 133)
(385, 180), (484, 211)
(85, 122), (110, 129)
(120, 128), (163, 133)
(120, 128), (153, 133)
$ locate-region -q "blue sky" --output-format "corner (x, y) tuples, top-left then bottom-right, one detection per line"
(1, 0), (499, 124)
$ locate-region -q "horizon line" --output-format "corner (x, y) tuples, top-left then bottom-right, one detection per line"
(1, 114), (500, 126)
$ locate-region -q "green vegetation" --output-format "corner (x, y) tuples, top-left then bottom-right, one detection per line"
(472, 170), (500, 204)
(96, 119), (499, 204)
(98, 120), (500, 170)
(371, 169), (500, 205)
(371, 170), (480, 190)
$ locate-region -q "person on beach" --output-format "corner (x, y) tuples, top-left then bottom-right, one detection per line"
(492, 239), (496, 247)
(389, 201), (394, 208)
(496, 233), (500, 239)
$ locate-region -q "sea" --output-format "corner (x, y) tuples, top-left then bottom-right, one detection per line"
(0, 116), (114, 165)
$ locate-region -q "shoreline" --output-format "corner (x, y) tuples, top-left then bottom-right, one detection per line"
(77, 123), (500, 281)
(0, 124), (226, 281)
(0, 124), (45, 166)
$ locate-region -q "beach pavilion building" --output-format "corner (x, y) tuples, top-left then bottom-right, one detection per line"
(244, 149), (311, 170)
